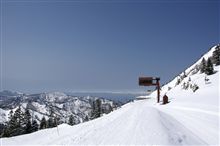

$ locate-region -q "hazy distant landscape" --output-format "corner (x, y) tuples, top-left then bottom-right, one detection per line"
(67, 91), (146, 103)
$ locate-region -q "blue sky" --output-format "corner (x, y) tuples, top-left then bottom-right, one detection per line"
(1, 0), (219, 93)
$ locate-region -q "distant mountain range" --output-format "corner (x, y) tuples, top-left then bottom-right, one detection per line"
(0, 91), (120, 125)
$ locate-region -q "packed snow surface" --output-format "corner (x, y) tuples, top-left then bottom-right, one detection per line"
(1, 47), (219, 145)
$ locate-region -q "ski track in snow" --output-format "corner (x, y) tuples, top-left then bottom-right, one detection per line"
(157, 110), (207, 145)
(50, 100), (205, 145)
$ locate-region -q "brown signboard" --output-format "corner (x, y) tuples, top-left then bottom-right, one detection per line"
(138, 76), (160, 103)
(139, 77), (153, 86)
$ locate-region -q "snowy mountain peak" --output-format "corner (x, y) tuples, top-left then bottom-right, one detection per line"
(0, 91), (118, 126)
(44, 92), (68, 102)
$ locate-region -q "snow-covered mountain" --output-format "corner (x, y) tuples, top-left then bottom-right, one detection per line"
(0, 91), (118, 125)
(1, 45), (219, 145)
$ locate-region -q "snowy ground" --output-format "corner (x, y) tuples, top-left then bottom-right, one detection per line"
(2, 95), (219, 145)
(1, 48), (219, 145)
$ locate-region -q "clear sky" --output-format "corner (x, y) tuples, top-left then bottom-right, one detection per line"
(0, 0), (219, 93)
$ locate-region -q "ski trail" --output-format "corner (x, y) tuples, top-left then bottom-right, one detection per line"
(157, 110), (207, 145)
(59, 101), (208, 145)
(157, 104), (219, 144)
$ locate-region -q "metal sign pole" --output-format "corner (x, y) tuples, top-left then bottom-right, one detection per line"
(156, 78), (160, 103)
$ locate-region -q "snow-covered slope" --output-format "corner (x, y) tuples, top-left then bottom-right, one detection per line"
(1, 45), (219, 145)
(0, 92), (117, 124)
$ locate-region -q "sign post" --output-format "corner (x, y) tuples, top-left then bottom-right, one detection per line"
(139, 77), (160, 103)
